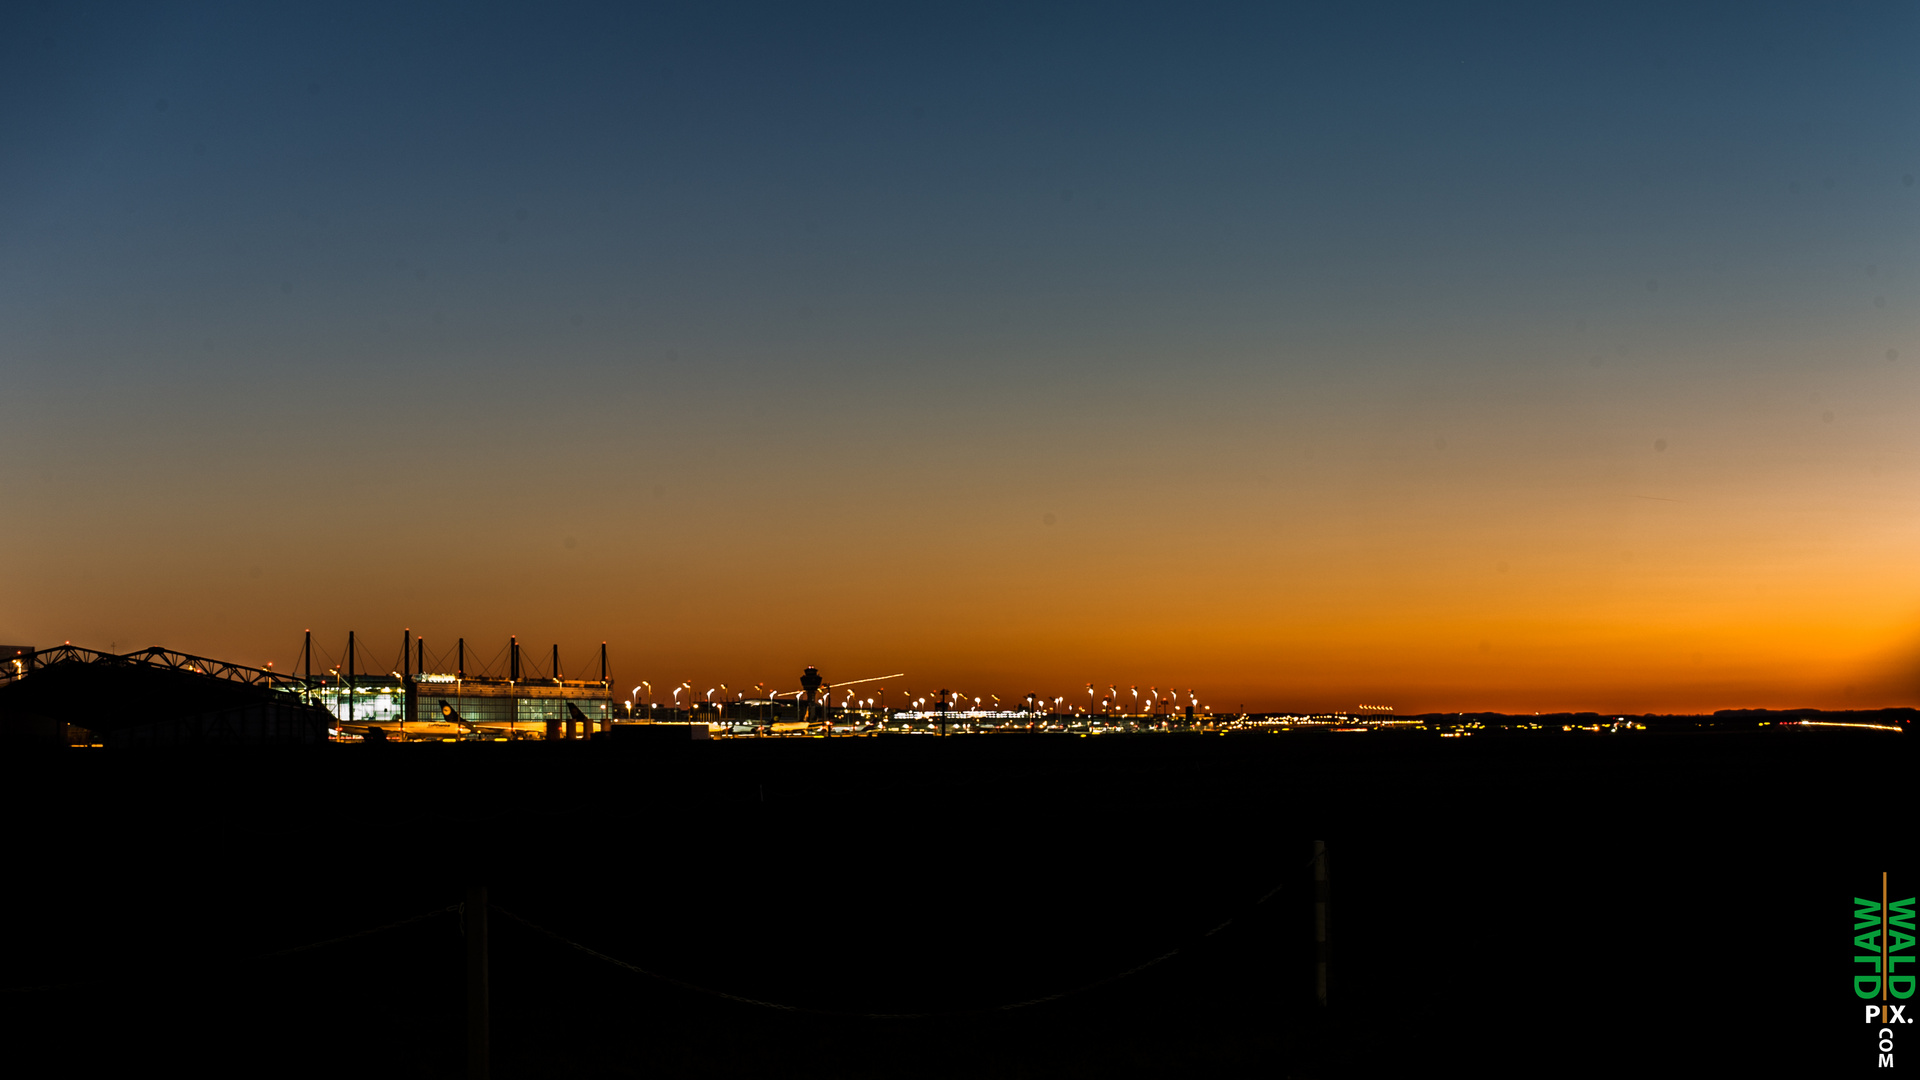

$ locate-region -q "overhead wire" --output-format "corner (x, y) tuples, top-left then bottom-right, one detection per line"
(0, 854), (1318, 1015)
(0, 903), (461, 995)
(478, 643), (507, 678)
(492, 867), (1299, 1020)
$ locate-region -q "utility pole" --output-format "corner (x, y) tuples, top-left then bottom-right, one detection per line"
(466, 885), (490, 1080)
(303, 629), (312, 706)
(1313, 840), (1330, 1007)
(347, 630), (356, 732)
(402, 628), (412, 738)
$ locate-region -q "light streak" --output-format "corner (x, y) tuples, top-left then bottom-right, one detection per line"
(770, 672), (904, 698)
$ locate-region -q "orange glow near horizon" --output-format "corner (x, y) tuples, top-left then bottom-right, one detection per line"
(6, 4), (1918, 720)
(15, 406), (1917, 717)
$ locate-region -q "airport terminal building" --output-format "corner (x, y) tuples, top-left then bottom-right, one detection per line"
(314, 673), (615, 739)
(306, 633), (617, 740)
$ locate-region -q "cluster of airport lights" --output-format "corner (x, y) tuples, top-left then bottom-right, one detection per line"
(616, 680), (1215, 719)
(281, 655), (1215, 720)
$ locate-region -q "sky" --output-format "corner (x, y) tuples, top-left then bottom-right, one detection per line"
(2, 1), (1916, 713)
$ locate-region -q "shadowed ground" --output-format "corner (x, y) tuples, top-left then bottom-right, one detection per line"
(0, 731), (1908, 1077)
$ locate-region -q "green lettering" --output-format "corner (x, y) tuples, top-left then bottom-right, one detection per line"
(1858, 931), (1883, 951)
(1892, 897), (1918, 932)
(1858, 898), (1884, 930)
(1893, 930), (1917, 953)
(1859, 975), (1883, 998)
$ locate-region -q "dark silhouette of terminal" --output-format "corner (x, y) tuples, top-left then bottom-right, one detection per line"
(0, 644), (331, 748)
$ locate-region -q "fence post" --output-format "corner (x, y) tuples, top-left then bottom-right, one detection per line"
(467, 885), (490, 1080)
(1312, 841), (1329, 1006)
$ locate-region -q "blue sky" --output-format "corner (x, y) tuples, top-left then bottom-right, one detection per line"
(3, 1), (1915, 709)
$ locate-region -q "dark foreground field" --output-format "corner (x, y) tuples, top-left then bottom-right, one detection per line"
(0, 730), (1911, 1078)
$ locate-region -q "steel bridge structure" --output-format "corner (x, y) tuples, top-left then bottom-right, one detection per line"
(0, 644), (314, 695)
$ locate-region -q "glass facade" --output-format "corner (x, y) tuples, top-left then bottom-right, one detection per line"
(314, 675), (613, 733)
(311, 679), (407, 727)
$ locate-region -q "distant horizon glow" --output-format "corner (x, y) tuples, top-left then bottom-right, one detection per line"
(2, 3), (1915, 714)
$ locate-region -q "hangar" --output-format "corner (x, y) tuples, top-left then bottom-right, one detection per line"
(0, 645), (333, 748)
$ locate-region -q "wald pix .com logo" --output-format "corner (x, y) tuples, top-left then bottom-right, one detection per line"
(1859, 876), (1916, 1068)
